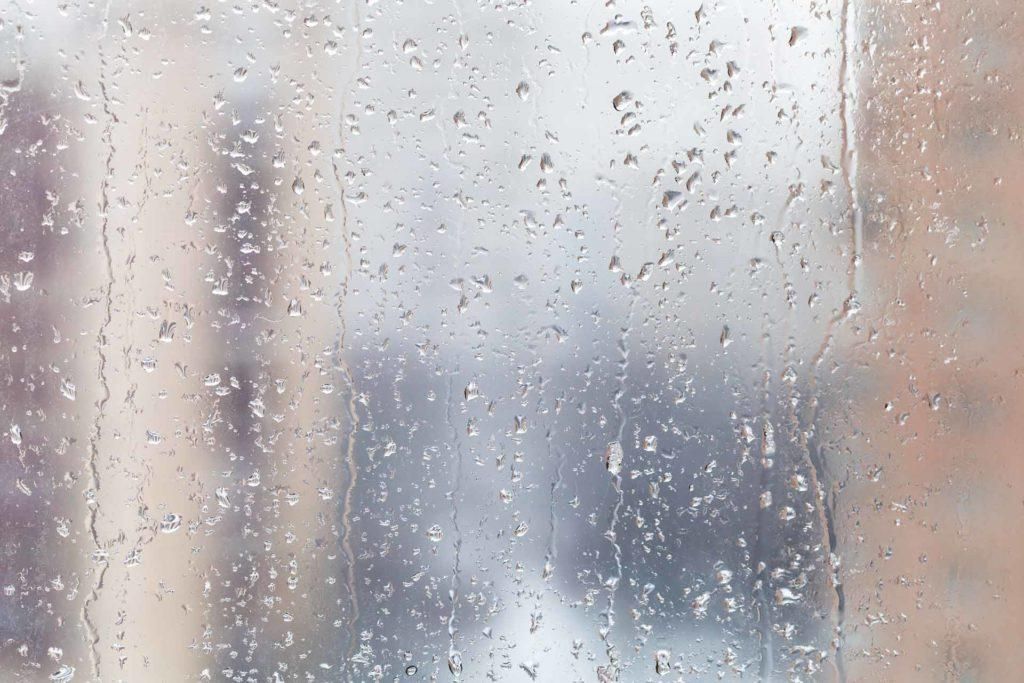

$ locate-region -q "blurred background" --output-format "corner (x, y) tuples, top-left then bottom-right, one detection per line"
(0, 0), (1021, 681)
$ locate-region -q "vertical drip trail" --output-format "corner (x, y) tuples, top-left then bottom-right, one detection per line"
(533, 428), (564, 639)
(807, 436), (847, 683)
(797, 3), (861, 678)
(603, 293), (636, 679)
(775, 218), (835, 681)
(752, 456), (775, 682)
(799, 337), (848, 680)
(812, 0), (863, 374)
(333, 0), (364, 671)
(82, 37), (117, 680)
(339, 338), (360, 672)
(751, 335), (775, 682)
(838, 0), (863, 296)
(445, 374), (465, 674)
(442, 4), (469, 665)
(803, 330), (850, 681)
(543, 431), (564, 581)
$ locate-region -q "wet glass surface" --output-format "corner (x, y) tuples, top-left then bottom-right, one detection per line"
(1, 1), (1022, 681)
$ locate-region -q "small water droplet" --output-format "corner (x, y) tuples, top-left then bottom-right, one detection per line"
(654, 650), (671, 676)
(604, 441), (624, 476)
(50, 665), (75, 682)
(612, 90), (634, 111)
(447, 651), (463, 676)
(159, 513), (182, 534)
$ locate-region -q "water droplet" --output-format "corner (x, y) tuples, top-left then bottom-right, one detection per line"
(654, 650), (672, 676)
(720, 325), (732, 348)
(604, 441), (624, 476)
(49, 665), (75, 682)
(59, 378), (76, 401)
(159, 513), (182, 534)
(447, 651), (463, 676)
(12, 271), (33, 291)
(612, 90), (634, 111)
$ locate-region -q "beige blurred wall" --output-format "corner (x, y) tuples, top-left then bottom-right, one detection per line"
(838, 1), (1024, 680)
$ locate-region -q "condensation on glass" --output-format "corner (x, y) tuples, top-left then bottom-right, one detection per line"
(0, 0), (1020, 681)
